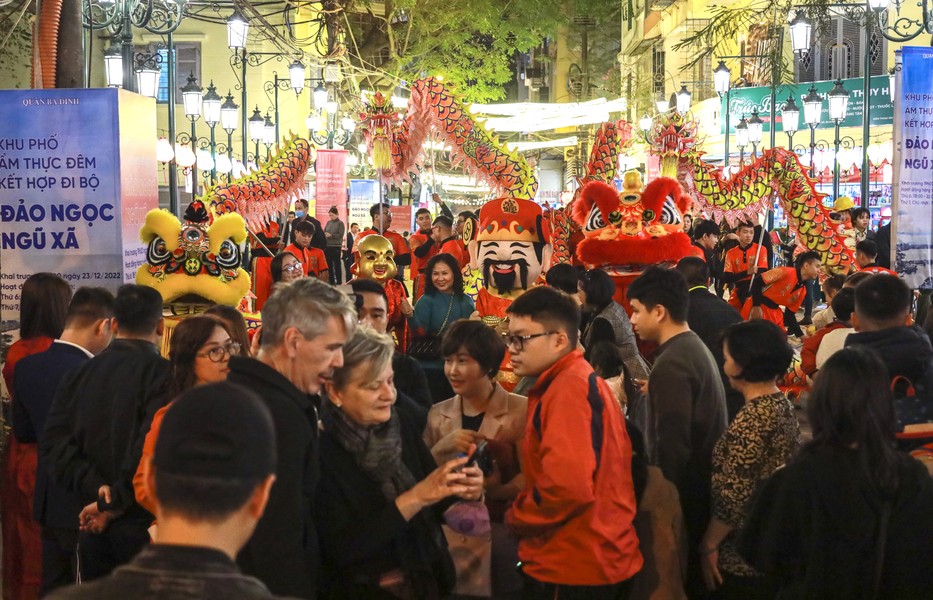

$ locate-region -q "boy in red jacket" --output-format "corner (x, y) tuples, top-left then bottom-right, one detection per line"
(505, 287), (642, 598)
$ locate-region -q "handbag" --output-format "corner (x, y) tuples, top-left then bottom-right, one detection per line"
(408, 295), (454, 360)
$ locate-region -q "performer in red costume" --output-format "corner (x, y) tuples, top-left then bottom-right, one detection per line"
(353, 203), (411, 278)
(722, 221), (769, 311)
(745, 251), (822, 329)
(409, 208), (438, 302)
(356, 234), (412, 350)
(468, 197), (552, 390)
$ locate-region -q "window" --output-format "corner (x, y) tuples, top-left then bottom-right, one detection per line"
(796, 16), (884, 83)
(136, 42), (201, 104)
(651, 44), (665, 97)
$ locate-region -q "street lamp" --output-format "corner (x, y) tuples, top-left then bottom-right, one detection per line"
(289, 59), (306, 94)
(227, 10), (249, 50)
(788, 12), (811, 55)
(134, 53), (161, 98)
(202, 81), (222, 183)
(307, 88), (355, 149)
(247, 107), (263, 159)
(262, 113), (276, 160)
(104, 45), (123, 87)
(714, 60), (732, 167)
(827, 79), (850, 202)
(181, 72), (202, 191)
(676, 85), (692, 114)
(313, 82), (329, 110)
(220, 90), (239, 171)
(803, 85), (822, 177)
(781, 96), (800, 147)
(748, 109), (764, 157)
(639, 114), (653, 134)
(82, 0), (186, 91)
(735, 116), (749, 166)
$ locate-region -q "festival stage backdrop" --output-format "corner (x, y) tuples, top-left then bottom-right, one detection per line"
(0, 89), (157, 320)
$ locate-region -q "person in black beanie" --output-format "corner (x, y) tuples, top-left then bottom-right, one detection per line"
(45, 382), (288, 599)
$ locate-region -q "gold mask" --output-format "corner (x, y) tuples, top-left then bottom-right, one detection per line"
(357, 235), (398, 283)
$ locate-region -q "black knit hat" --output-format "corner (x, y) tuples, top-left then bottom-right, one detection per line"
(154, 382), (276, 479)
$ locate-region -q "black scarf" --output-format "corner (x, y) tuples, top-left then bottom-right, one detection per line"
(321, 401), (452, 598)
(320, 401), (416, 501)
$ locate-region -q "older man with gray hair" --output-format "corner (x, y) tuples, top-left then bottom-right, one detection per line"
(227, 278), (357, 599)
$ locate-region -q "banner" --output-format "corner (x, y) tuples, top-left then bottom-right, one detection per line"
(0, 89), (156, 321)
(389, 205), (413, 234)
(349, 179), (379, 228)
(721, 76), (894, 134)
(892, 47), (933, 288)
(314, 149), (348, 223)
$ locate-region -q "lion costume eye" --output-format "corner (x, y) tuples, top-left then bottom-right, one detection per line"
(147, 237), (172, 265)
(215, 240), (240, 269)
(183, 226), (205, 244)
(586, 206), (607, 231)
(659, 198), (682, 225)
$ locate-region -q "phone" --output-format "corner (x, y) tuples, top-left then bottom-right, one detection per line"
(465, 439), (494, 476)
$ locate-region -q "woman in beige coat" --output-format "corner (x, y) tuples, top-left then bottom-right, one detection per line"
(424, 320), (526, 599)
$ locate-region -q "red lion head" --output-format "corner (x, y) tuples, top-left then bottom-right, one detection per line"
(571, 172), (693, 269)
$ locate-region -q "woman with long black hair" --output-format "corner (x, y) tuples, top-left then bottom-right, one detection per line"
(738, 346), (933, 598)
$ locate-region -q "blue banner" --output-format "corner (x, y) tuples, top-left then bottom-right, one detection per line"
(893, 47), (933, 288)
(0, 89), (157, 320)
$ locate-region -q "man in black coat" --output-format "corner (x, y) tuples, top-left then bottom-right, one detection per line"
(675, 257), (746, 421)
(13, 288), (115, 594)
(226, 278), (357, 599)
(41, 285), (170, 582)
(282, 198), (327, 251)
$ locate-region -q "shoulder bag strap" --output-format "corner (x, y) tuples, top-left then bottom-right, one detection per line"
(437, 295), (455, 333)
(871, 500), (892, 599)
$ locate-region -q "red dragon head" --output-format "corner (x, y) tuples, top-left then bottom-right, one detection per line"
(571, 172), (693, 271)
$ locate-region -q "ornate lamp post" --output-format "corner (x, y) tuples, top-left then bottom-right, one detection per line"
(736, 116), (749, 166)
(202, 81), (222, 184)
(714, 60), (732, 167)
(828, 79), (851, 201)
(802, 85), (823, 177)
(220, 91), (239, 167)
(748, 109), (764, 158)
(181, 72), (202, 193)
(781, 96), (800, 148)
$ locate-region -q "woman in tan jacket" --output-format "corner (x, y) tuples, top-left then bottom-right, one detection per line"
(424, 320), (526, 599)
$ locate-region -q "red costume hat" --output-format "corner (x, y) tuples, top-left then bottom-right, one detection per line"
(475, 197), (550, 244)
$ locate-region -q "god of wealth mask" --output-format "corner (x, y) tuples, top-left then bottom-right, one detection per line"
(357, 235), (398, 284)
(469, 197), (552, 299)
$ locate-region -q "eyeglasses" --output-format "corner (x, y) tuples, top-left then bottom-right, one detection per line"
(197, 341), (240, 363)
(504, 331), (558, 352)
(283, 262), (304, 273)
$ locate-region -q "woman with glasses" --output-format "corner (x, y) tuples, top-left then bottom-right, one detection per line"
(411, 254), (476, 403)
(133, 315), (239, 515)
(272, 251), (304, 284)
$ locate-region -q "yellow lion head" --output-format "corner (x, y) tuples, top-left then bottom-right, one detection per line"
(136, 201), (251, 306)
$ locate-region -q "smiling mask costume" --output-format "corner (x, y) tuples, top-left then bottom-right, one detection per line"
(356, 234), (409, 350)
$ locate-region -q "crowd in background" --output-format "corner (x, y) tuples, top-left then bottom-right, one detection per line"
(1, 199), (932, 600)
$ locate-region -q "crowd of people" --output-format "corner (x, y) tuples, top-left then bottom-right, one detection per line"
(2, 199), (933, 600)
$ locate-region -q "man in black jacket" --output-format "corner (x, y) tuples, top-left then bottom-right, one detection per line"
(41, 285), (170, 581)
(13, 288), (115, 594)
(675, 257), (745, 421)
(227, 278), (357, 598)
(847, 273), (933, 429)
(46, 383), (289, 600)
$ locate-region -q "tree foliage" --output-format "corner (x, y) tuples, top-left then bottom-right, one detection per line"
(342, 0), (615, 102)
